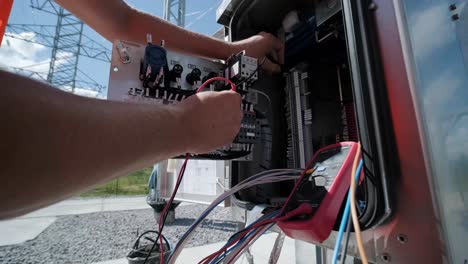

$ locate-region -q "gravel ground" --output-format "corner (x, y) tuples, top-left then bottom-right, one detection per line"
(0, 204), (237, 264)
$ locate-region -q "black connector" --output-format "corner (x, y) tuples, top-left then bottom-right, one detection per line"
(185, 68), (202, 86)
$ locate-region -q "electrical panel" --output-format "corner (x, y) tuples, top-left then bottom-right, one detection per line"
(108, 39), (259, 160)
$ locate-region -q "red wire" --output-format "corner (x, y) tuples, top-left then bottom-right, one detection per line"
(196, 77), (236, 93)
(158, 77), (237, 264)
(197, 157), (316, 264)
(199, 219), (276, 264)
(193, 75), (315, 263)
(199, 204), (313, 264)
(227, 226), (267, 264)
(159, 154), (189, 264)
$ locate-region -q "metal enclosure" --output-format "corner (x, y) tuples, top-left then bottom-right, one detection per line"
(219, 0), (468, 263)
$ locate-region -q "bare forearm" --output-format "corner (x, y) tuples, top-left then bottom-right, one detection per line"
(0, 71), (185, 218)
(125, 8), (233, 59)
(56, 0), (234, 60)
(55, 0), (283, 69)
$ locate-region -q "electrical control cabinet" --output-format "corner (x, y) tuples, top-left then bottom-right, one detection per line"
(105, 0), (460, 262)
(215, 0), (455, 263)
(108, 40), (259, 160)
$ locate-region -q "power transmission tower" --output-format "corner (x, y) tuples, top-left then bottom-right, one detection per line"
(4, 0), (110, 95)
(163, 0), (186, 27)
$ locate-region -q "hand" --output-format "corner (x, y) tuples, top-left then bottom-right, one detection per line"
(231, 32), (284, 73)
(176, 91), (243, 154)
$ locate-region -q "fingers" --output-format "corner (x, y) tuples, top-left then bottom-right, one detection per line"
(262, 58), (282, 73)
(222, 90), (243, 121)
(275, 39), (285, 65)
(219, 90), (241, 103)
(262, 32), (284, 72)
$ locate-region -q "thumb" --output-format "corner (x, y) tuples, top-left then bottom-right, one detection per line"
(261, 58), (282, 73)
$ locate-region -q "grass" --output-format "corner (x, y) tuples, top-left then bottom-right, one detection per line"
(80, 167), (153, 197)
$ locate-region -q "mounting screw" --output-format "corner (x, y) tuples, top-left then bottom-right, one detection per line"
(381, 253), (391, 263)
(369, 2), (377, 11)
(452, 14), (460, 21)
(449, 4), (457, 11)
(397, 234), (408, 244)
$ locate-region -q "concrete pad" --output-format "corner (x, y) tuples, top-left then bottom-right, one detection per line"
(101, 197), (149, 212)
(23, 200), (102, 218)
(92, 233), (296, 264)
(176, 241), (226, 263)
(21, 196), (148, 218)
(234, 233), (295, 264)
(175, 233), (296, 263)
(92, 259), (127, 264)
(0, 217), (56, 246)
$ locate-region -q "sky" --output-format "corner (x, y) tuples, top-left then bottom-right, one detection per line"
(0, 0), (223, 97)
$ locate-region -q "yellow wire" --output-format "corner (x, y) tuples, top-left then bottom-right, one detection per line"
(305, 168), (316, 175)
(350, 143), (368, 264)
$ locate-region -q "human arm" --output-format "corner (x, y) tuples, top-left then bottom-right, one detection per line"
(0, 70), (242, 219)
(55, 0), (284, 72)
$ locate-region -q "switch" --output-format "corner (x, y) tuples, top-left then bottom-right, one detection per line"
(169, 64), (184, 87)
(202, 71), (218, 84)
(186, 68), (202, 86)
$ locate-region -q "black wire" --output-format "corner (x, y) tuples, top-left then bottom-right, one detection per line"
(214, 210), (279, 263)
(340, 212), (352, 264)
(143, 160), (188, 264)
(132, 230), (170, 252)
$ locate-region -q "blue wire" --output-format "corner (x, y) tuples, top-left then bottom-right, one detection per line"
(212, 223), (277, 264)
(210, 210), (280, 264)
(332, 159), (364, 264)
(173, 172), (298, 252)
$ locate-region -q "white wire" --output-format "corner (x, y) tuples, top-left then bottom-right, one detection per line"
(268, 231), (286, 264)
(224, 223), (276, 263)
(250, 89), (272, 106)
(167, 170), (302, 264)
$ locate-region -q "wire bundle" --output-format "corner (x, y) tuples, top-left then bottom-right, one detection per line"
(167, 169), (304, 264)
(169, 155), (318, 264)
(143, 77), (237, 264)
(205, 203), (313, 264)
(194, 154), (319, 264)
(331, 143), (368, 264)
(209, 209), (281, 264)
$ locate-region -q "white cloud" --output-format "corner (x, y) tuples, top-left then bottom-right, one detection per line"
(0, 32), (75, 80)
(0, 32), (51, 75)
(446, 116), (468, 158)
(0, 32), (101, 97)
(71, 87), (99, 98)
(423, 69), (462, 108)
(411, 4), (455, 60)
(456, 2), (468, 77)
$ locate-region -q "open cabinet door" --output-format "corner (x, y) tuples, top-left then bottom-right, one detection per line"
(390, 0), (468, 262)
(343, 0), (450, 262)
(342, 0), (398, 228)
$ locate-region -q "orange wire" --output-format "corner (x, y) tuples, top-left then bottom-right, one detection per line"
(350, 143), (368, 264)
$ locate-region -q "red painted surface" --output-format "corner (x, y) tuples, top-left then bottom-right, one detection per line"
(277, 142), (360, 243)
(0, 0), (14, 46)
(370, 0), (444, 262)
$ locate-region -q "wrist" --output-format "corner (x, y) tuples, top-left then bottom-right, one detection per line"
(168, 104), (191, 154)
(229, 41), (245, 57)
(222, 41), (237, 60)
